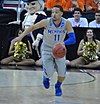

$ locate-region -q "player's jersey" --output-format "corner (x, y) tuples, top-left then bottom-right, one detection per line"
(43, 17), (67, 49)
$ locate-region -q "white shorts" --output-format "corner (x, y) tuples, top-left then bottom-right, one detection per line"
(41, 50), (66, 78)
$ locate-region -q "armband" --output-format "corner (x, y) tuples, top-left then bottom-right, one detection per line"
(64, 32), (76, 45)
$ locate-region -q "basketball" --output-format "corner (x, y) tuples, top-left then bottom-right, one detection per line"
(52, 43), (67, 59)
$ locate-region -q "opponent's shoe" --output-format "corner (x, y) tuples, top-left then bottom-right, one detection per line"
(55, 83), (62, 96)
(43, 76), (50, 89)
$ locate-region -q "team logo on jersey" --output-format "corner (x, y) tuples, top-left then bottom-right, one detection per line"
(48, 29), (65, 34)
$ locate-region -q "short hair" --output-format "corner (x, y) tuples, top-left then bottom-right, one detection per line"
(73, 8), (82, 14)
(53, 5), (63, 12)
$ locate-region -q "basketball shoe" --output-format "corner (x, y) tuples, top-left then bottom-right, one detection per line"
(55, 82), (62, 96)
(43, 76), (50, 89)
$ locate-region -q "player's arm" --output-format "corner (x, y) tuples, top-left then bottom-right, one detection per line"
(20, 19), (47, 39)
(64, 20), (76, 45)
(11, 19), (47, 44)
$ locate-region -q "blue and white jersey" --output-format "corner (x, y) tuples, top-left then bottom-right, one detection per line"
(43, 17), (67, 48)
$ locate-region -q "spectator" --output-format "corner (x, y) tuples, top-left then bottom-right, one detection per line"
(89, 10), (100, 28)
(45, 0), (72, 11)
(0, 29), (35, 66)
(85, 0), (99, 12)
(45, 0), (84, 11)
(76, 0), (85, 11)
(67, 8), (88, 27)
(9, 0), (47, 65)
(22, 0), (47, 65)
(97, 1), (100, 10)
(68, 28), (100, 69)
(69, 0), (85, 11)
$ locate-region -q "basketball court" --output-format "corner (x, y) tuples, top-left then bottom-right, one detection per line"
(0, 66), (100, 104)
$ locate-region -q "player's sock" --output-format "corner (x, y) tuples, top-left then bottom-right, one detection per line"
(55, 81), (62, 96)
(43, 76), (50, 89)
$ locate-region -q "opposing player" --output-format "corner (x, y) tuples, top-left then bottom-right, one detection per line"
(11, 5), (76, 96)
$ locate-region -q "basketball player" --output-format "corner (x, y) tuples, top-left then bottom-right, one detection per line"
(11, 5), (76, 96)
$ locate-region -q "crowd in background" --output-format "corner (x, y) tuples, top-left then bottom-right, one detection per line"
(0, 0), (100, 68)
(44, 0), (100, 12)
(1, 0), (100, 12)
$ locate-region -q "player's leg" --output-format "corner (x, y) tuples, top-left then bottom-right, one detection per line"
(55, 57), (66, 96)
(42, 52), (55, 89)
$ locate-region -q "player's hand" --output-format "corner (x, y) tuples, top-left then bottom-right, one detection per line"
(57, 42), (65, 46)
(32, 39), (39, 48)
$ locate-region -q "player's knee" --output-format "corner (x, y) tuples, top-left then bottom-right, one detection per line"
(58, 70), (66, 77)
(46, 71), (54, 78)
(43, 67), (54, 78)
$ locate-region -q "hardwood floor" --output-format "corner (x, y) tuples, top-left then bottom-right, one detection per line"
(0, 66), (100, 104)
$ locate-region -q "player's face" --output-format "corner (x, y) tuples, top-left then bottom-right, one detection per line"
(73, 11), (81, 20)
(27, 1), (40, 14)
(86, 29), (94, 39)
(51, 7), (63, 21)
